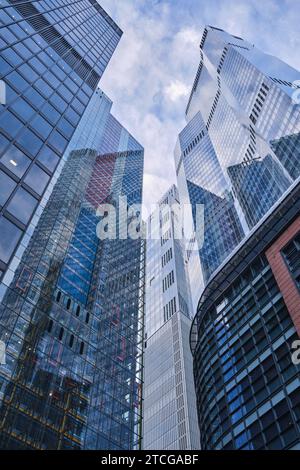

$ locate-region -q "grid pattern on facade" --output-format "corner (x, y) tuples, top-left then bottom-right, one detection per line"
(0, 0), (121, 277)
(194, 254), (300, 450)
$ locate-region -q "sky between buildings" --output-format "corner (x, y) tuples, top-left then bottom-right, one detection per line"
(99, 0), (300, 214)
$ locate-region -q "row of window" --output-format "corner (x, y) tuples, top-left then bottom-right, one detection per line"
(161, 228), (171, 246)
(162, 270), (175, 293)
(161, 247), (172, 268)
(47, 319), (85, 354)
(250, 82), (269, 126)
(182, 129), (205, 157)
(163, 297), (177, 323)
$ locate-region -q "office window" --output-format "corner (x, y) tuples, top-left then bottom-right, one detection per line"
(6, 187), (38, 225)
(10, 98), (36, 122)
(0, 110), (23, 138)
(0, 216), (22, 263)
(17, 128), (43, 156)
(37, 146), (59, 173)
(0, 170), (16, 207)
(0, 145), (31, 178)
(30, 114), (53, 139)
(0, 170), (16, 206)
(24, 164), (50, 196)
(0, 133), (10, 153)
(48, 130), (68, 154)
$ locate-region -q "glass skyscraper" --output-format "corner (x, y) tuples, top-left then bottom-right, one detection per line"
(143, 186), (200, 450)
(0, 86), (145, 449)
(0, 0), (122, 280)
(190, 184), (300, 450)
(175, 25), (300, 295)
(183, 26), (300, 450)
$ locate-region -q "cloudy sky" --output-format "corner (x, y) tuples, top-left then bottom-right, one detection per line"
(99, 0), (300, 211)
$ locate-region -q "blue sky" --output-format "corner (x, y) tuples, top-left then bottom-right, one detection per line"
(100, 0), (300, 210)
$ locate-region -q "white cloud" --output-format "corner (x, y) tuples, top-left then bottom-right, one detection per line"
(164, 80), (190, 102)
(98, 0), (300, 215)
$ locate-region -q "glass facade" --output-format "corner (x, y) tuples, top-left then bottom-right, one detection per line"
(0, 0), (122, 278)
(143, 186), (200, 450)
(184, 26), (300, 451)
(175, 26), (300, 298)
(0, 93), (145, 448)
(190, 185), (300, 449)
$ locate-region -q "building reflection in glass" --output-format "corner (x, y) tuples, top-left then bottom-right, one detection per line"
(0, 135), (145, 448)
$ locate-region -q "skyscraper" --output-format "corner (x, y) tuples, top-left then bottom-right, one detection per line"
(0, 0), (122, 280)
(181, 26), (300, 449)
(190, 183), (300, 450)
(0, 88), (145, 449)
(143, 186), (200, 450)
(175, 25), (300, 296)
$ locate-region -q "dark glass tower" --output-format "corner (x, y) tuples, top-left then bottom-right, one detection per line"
(0, 94), (145, 449)
(0, 0), (122, 278)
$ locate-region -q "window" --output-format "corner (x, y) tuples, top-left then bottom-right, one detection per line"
(18, 63), (39, 82)
(69, 335), (74, 348)
(6, 71), (29, 93)
(48, 130), (68, 154)
(0, 170), (16, 206)
(0, 145), (31, 178)
(37, 146), (59, 172)
(48, 320), (53, 333)
(40, 102), (60, 125)
(30, 114), (53, 139)
(0, 57), (12, 75)
(17, 128), (43, 156)
(0, 134), (10, 153)
(24, 164), (50, 196)
(24, 87), (44, 109)
(6, 187), (38, 225)
(0, 110), (23, 138)
(10, 98), (36, 122)
(57, 117), (74, 138)
(0, 216), (22, 264)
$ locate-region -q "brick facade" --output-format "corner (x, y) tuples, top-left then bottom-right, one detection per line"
(266, 217), (300, 337)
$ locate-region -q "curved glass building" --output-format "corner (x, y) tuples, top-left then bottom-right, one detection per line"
(190, 185), (300, 450)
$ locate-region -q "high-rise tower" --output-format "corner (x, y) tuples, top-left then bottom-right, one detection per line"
(0, 73), (145, 451)
(181, 26), (300, 450)
(143, 186), (200, 450)
(175, 25), (300, 296)
(0, 0), (122, 280)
